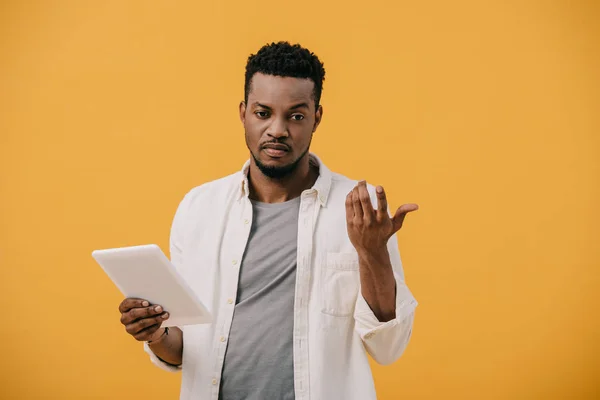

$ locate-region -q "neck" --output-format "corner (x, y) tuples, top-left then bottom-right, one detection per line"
(248, 155), (319, 203)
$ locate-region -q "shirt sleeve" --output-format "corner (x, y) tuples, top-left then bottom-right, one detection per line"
(353, 233), (418, 365)
(143, 192), (190, 372)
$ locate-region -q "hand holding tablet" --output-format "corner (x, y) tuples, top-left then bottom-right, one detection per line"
(92, 244), (212, 328)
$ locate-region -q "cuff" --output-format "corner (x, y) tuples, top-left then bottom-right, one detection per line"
(354, 281), (418, 340)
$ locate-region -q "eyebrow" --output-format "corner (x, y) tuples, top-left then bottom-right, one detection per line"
(253, 102), (310, 111)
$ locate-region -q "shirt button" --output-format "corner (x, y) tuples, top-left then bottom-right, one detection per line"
(320, 195), (325, 202)
(227, 298), (233, 304)
(220, 336), (226, 342)
(232, 260), (237, 265)
(212, 378), (218, 385)
(244, 219), (249, 224)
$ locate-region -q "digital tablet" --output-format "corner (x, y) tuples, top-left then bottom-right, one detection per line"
(92, 244), (212, 327)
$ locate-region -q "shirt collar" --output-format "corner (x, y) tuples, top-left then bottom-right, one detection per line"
(237, 153), (332, 207)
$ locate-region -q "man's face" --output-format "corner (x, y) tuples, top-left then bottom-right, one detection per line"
(240, 72), (322, 179)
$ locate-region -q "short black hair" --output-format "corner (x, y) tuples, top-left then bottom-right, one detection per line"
(244, 41), (326, 108)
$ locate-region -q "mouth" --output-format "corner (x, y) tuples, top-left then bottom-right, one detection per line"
(262, 143), (289, 158)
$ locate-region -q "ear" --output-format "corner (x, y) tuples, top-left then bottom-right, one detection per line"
(239, 101), (247, 124)
(313, 105), (323, 132)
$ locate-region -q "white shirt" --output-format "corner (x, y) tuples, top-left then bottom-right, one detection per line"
(143, 154), (418, 400)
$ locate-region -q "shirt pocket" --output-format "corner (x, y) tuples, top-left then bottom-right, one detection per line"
(320, 252), (360, 317)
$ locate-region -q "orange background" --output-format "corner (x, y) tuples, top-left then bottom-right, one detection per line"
(1, 1), (598, 399)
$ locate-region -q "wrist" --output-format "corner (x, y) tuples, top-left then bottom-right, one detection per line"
(357, 246), (390, 264)
(147, 327), (169, 346)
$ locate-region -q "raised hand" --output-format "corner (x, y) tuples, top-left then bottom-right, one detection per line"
(345, 180), (418, 255)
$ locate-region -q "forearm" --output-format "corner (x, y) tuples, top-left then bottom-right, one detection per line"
(147, 327), (183, 366)
(358, 247), (396, 322)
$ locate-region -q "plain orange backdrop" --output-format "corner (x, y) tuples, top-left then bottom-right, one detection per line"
(1, 1), (598, 399)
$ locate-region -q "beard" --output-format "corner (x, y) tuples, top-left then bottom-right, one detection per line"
(247, 134), (312, 179)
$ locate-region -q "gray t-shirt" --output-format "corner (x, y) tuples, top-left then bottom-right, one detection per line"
(219, 196), (300, 400)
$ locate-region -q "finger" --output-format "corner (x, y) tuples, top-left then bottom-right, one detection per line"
(357, 181), (374, 222)
(345, 191), (354, 221)
(126, 312), (170, 336)
(391, 203), (419, 232)
(351, 186), (363, 219)
(375, 186), (388, 217)
(121, 305), (164, 325)
(119, 298), (150, 314)
(134, 324), (162, 342)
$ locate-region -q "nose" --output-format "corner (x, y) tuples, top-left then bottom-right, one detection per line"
(266, 116), (289, 139)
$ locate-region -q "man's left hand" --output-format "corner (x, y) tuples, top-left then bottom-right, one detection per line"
(345, 180), (418, 255)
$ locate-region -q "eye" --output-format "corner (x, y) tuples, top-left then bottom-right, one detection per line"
(255, 111), (270, 119)
(291, 114), (305, 121)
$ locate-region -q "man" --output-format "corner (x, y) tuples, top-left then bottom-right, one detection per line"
(118, 41), (419, 400)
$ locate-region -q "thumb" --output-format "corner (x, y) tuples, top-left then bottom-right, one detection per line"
(391, 204), (419, 233)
